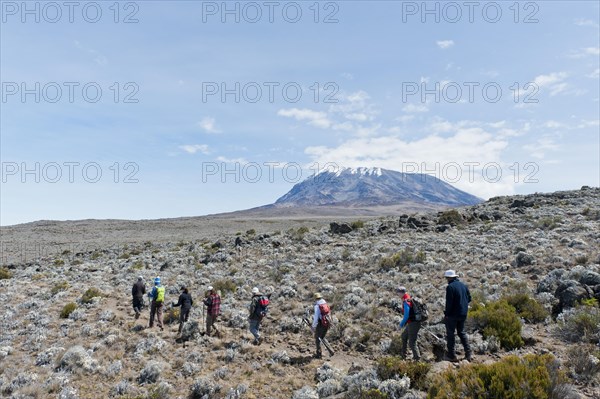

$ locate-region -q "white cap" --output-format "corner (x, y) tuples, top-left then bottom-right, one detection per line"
(138, 276), (143, 281)
(444, 270), (458, 278)
(252, 287), (260, 295)
(397, 286), (407, 293)
(207, 286), (214, 291)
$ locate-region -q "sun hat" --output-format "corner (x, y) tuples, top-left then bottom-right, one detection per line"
(314, 292), (323, 299)
(252, 287), (260, 295)
(138, 276), (143, 281)
(397, 286), (407, 293)
(207, 285), (214, 291)
(444, 270), (458, 278)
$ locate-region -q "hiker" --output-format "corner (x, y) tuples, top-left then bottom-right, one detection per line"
(172, 286), (193, 335)
(131, 276), (146, 320)
(443, 270), (473, 362)
(397, 286), (421, 361)
(203, 285), (221, 336)
(148, 276), (165, 331)
(248, 287), (267, 345)
(312, 293), (331, 359)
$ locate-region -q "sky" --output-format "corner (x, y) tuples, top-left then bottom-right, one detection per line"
(1, 0), (599, 226)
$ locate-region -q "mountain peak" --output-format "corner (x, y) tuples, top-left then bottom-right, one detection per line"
(275, 166), (482, 208)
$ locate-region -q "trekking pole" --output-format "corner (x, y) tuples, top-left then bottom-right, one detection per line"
(421, 327), (443, 343)
(202, 303), (205, 335)
(302, 317), (334, 356)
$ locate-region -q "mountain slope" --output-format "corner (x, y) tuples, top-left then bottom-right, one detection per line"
(274, 167), (482, 207)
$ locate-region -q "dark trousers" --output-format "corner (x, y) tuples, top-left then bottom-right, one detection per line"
(178, 307), (190, 333)
(133, 297), (144, 319)
(206, 314), (217, 336)
(401, 321), (421, 360)
(445, 316), (471, 356)
(315, 323), (328, 355)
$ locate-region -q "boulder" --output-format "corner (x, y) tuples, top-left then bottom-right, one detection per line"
(513, 252), (535, 267)
(330, 222), (353, 235)
(580, 271), (600, 286)
(554, 280), (592, 313)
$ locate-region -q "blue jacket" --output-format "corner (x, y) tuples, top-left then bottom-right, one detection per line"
(445, 279), (471, 318)
(399, 293), (413, 328)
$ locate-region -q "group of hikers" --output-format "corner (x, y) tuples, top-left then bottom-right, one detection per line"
(131, 269), (472, 362)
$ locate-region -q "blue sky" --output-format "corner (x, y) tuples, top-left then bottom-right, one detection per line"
(1, 0), (599, 225)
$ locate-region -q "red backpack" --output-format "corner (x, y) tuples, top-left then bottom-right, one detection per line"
(319, 303), (332, 328)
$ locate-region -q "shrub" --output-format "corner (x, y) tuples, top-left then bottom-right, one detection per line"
(428, 354), (567, 399)
(437, 209), (464, 226)
(0, 267), (12, 279)
(90, 251), (101, 260)
(246, 229), (256, 236)
(567, 345), (600, 383)
(53, 259), (65, 266)
(355, 389), (388, 399)
(575, 255), (588, 265)
(580, 298), (599, 307)
(503, 293), (549, 323)
(61, 303), (77, 318)
(164, 307), (180, 325)
(81, 287), (104, 304)
(387, 335), (403, 356)
(212, 279), (237, 295)
(377, 356), (431, 391)
(469, 300), (524, 350)
(555, 306), (600, 344)
(131, 260), (144, 270)
(118, 252), (131, 259)
(51, 281), (70, 295)
(380, 248), (426, 270)
(535, 217), (561, 230)
(351, 220), (365, 229)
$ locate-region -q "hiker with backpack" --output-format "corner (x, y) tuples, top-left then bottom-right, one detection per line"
(443, 270), (473, 362)
(131, 276), (146, 320)
(203, 285), (221, 336)
(148, 276), (165, 331)
(172, 285), (193, 335)
(312, 293), (332, 359)
(397, 286), (422, 361)
(248, 287), (269, 345)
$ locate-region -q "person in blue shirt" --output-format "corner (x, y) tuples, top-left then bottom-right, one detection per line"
(398, 286), (421, 361)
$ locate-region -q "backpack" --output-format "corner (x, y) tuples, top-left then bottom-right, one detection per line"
(156, 286), (165, 303)
(409, 297), (428, 322)
(318, 303), (333, 328)
(254, 295), (269, 319)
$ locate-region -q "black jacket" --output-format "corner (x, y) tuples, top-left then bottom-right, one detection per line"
(173, 292), (193, 311)
(445, 279), (471, 318)
(132, 281), (146, 299)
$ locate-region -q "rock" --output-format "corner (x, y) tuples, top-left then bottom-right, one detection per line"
(509, 198), (535, 208)
(330, 222), (353, 234)
(513, 252), (535, 267)
(554, 280), (592, 313)
(537, 269), (566, 293)
(580, 271), (600, 286)
(292, 386), (319, 399)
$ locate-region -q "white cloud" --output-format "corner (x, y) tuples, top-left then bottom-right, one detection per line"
(402, 104), (429, 113)
(436, 40), (455, 49)
(341, 72), (354, 80)
(305, 128), (510, 199)
(588, 68), (600, 79)
(216, 156), (248, 164)
(521, 72), (569, 97)
(575, 18), (598, 27)
(180, 144), (210, 154)
(523, 137), (560, 159)
(74, 40), (107, 66)
(568, 47), (600, 58)
(198, 117), (220, 134)
(277, 108), (331, 129)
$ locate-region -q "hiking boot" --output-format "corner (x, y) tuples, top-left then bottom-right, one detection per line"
(444, 353), (459, 363)
(252, 338), (260, 346)
(465, 352), (473, 362)
(313, 352), (322, 359)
